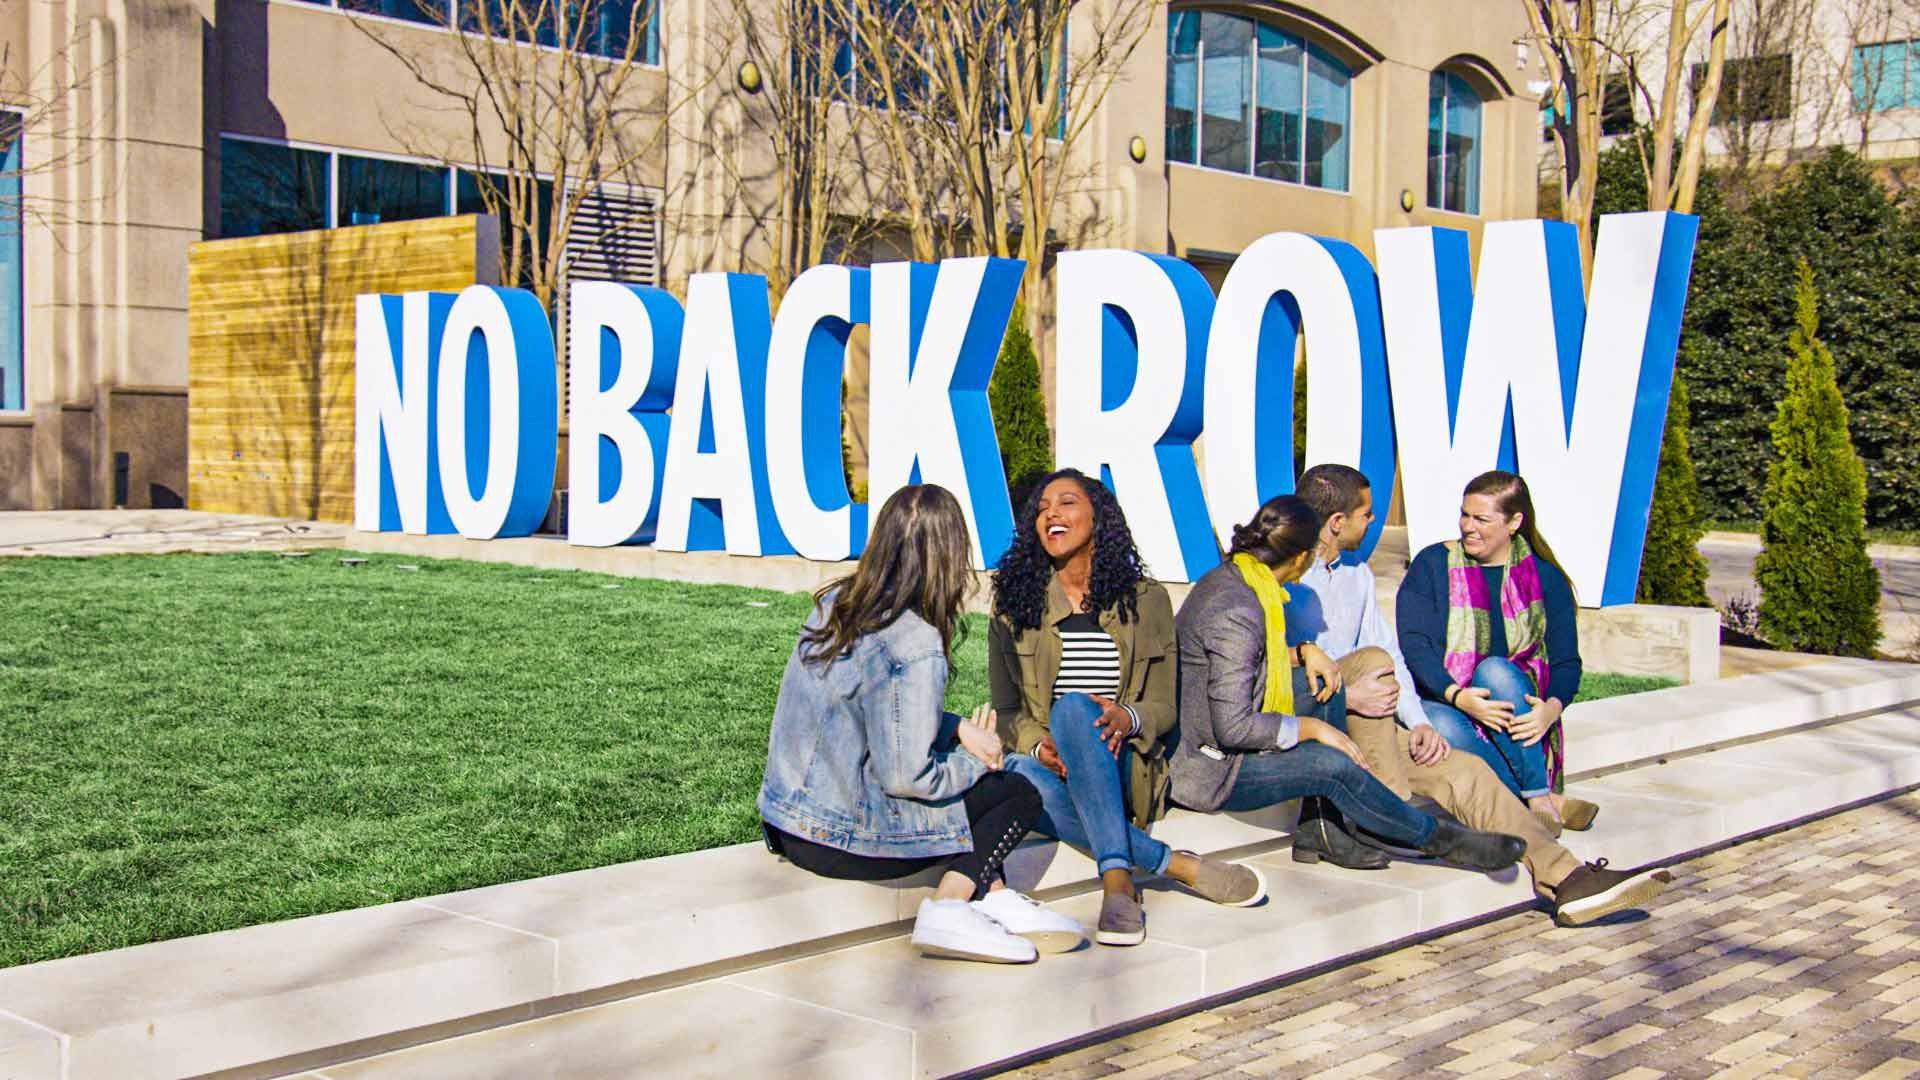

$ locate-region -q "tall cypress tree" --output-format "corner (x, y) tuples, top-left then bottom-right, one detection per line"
(1753, 260), (1882, 656)
(1636, 376), (1712, 607)
(991, 302), (1052, 507)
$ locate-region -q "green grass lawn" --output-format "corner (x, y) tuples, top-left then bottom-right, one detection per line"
(0, 552), (1672, 968)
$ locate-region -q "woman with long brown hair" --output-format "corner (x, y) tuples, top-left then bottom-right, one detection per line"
(758, 484), (1083, 964)
(1395, 470), (1597, 835)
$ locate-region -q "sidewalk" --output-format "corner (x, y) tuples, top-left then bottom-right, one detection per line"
(1016, 790), (1920, 1080)
(0, 510), (348, 556)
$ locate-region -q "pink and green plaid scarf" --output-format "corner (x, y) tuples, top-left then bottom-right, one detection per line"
(1443, 534), (1563, 792)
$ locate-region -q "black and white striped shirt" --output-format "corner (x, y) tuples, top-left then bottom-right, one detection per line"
(1053, 612), (1121, 700)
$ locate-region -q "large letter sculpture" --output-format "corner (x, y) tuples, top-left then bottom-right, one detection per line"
(1055, 251), (1217, 583)
(655, 273), (787, 555)
(867, 258), (1022, 569)
(765, 264), (871, 562)
(1377, 213), (1698, 604)
(1201, 233), (1396, 563)
(355, 291), (454, 534)
(434, 285), (559, 539)
(567, 281), (682, 547)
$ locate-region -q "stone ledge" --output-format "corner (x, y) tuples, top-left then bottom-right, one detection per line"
(2, 662), (1913, 1080)
(326, 708), (1920, 1079)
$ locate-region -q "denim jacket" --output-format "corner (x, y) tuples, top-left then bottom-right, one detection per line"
(758, 597), (988, 859)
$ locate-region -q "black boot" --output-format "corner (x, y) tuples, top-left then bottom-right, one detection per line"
(1292, 797), (1391, 870)
(1421, 819), (1526, 872)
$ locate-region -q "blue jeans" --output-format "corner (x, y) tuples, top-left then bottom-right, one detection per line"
(1422, 657), (1551, 800)
(1005, 694), (1172, 876)
(1215, 673), (1437, 849)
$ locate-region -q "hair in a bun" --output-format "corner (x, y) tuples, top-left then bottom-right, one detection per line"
(1228, 494), (1321, 568)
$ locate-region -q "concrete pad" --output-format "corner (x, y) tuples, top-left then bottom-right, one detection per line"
(1554, 787), (1724, 872)
(1565, 660), (1920, 774)
(1139, 856), (1425, 992)
(1273, 853), (1534, 933)
(0, 900), (555, 1080)
(0, 1012), (63, 1080)
(725, 927), (1202, 1079)
(321, 980), (913, 1080)
(1801, 708), (1920, 752)
(425, 842), (902, 996)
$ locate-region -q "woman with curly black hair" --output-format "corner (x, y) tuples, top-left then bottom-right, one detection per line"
(987, 469), (1268, 948)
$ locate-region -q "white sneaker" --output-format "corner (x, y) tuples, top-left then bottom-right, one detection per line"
(972, 888), (1087, 954)
(910, 898), (1038, 964)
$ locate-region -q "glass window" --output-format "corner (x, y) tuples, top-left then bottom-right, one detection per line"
(219, 137), (329, 238)
(1198, 12), (1252, 172)
(580, 0), (660, 64)
(0, 113), (21, 412)
(1693, 54), (1791, 124)
(338, 0), (446, 25)
(1166, 12), (1200, 165)
(1254, 24), (1301, 181)
(337, 153), (448, 228)
(458, 170), (554, 288)
(1427, 70), (1480, 215)
(1853, 41), (1919, 112)
(1304, 44), (1348, 191)
(1163, 10), (1350, 190)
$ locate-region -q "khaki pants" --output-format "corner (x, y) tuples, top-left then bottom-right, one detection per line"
(1337, 650), (1580, 893)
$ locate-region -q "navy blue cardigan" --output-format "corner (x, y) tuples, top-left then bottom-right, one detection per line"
(1395, 543), (1583, 705)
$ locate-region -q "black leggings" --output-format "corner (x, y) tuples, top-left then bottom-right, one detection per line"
(765, 771), (1042, 900)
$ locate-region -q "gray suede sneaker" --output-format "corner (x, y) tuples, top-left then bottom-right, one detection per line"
(1179, 851), (1268, 907)
(1096, 890), (1146, 946)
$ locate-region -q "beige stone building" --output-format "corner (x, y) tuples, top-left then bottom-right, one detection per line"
(0, 0), (1539, 513)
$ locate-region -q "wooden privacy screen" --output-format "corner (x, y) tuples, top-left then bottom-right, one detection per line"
(187, 216), (498, 522)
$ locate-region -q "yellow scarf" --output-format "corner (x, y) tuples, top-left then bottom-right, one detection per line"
(1231, 552), (1293, 714)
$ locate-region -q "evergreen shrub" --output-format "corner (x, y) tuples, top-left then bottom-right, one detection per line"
(991, 302), (1052, 507)
(1752, 261), (1882, 656)
(1636, 375), (1712, 607)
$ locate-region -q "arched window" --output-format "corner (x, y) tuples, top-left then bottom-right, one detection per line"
(1427, 70), (1481, 214)
(1165, 10), (1351, 191)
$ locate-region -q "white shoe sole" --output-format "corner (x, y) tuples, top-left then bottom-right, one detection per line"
(1555, 869), (1671, 926)
(912, 930), (1036, 964)
(1018, 928), (1086, 954)
(1094, 926), (1146, 946)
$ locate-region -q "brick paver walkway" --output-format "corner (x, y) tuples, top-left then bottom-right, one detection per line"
(1011, 792), (1920, 1079)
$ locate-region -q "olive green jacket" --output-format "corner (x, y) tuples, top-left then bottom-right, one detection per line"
(986, 577), (1179, 827)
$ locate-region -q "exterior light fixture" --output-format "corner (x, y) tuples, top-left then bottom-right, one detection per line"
(738, 61), (763, 94)
(1128, 135), (1148, 163)
(1400, 189), (1416, 213)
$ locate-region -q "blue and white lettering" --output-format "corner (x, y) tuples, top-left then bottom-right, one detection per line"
(764, 264), (871, 562)
(567, 281), (681, 548)
(354, 291), (454, 534)
(867, 258), (1022, 570)
(1201, 232), (1396, 563)
(1377, 213), (1699, 604)
(434, 285), (558, 540)
(1055, 250), (1217, 583)
(654, 273), (782, 556)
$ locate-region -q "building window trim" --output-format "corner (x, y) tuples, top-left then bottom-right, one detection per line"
(1427, 68), (1481, 217)
(262, 0), (665, 71)
(1164, 9), (1352, 193)
(1166, 158), (1353, 197)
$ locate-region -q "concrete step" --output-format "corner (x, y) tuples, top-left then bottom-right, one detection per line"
(314, 706), (1920, 1080)
(1, 660), (1915, 1080)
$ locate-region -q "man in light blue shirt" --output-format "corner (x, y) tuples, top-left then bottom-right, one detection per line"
(1284, 464), (1672, 925)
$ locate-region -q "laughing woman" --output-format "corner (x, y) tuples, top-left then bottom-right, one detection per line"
(759, 484), (1083, 965)
(989, 469), (1267, 947)
(1395, 470), (1598, 836)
